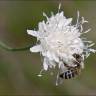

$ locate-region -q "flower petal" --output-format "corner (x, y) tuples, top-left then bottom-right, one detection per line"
(52, 53), (59, 62)
(46, 51), (53, 60)
(30, 45), (42, 52)
(27, 29), (38, 37)
(43, 58), (48, 70)
(89, 48), (96, 53)
(64, 18), (72, 26)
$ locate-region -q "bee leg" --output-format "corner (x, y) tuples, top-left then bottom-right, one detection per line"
(56, 72), (59, 86)
(56, 72), (64, 86)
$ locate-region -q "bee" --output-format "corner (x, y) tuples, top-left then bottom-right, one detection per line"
(59, 53), (83, 79)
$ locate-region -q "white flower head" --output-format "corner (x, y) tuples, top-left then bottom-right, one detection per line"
(27, 4), (96, 85)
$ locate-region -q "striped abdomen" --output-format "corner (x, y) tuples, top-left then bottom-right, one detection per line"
(59, 67), (80, 79)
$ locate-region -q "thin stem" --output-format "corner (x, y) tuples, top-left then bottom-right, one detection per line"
(0, 41), (32, 51)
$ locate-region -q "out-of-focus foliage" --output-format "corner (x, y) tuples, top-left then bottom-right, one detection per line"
(0, 1), (96, 95)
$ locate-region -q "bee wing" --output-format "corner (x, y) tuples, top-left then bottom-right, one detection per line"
(80, 62), (84, 69)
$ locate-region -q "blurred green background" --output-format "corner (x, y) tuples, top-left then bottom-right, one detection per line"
(0, 0), (96, 95)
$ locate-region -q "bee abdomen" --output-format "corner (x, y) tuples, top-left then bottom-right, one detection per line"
(59, 69), (77, 79)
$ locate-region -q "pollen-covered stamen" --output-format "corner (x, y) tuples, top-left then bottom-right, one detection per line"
(76, 11), (89, 34)
(58, 3), (61, 13)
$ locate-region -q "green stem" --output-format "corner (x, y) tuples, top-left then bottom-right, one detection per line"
(0, 41), (32, 51)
